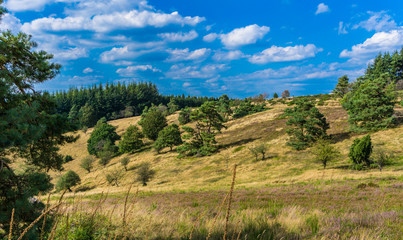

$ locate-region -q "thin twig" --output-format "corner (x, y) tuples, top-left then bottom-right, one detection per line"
(40, 192), (51, 240)
(206, 192), (229, 240)
(8, 208), (15, 240)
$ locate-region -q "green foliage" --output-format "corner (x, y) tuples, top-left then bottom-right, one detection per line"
(177, 101), (225, 156)
(139, 108), (167, 141)
(153, 124), (183, 153)
(178, 107), (192, 125)
(105, 169), (123, 186)
(232, 100), (266, 119)
(137, 162), (155, 186)
(0, 23), (76, 237)
(56, 170), (81, 192)
(120, 157), (130, 171)
(333, 75), (350, 98)
(98, 150), (115, 167)
(311, 139), (340, 169)
(249, 144), (268, 161)
(284, 98), (329, 150)
(119, 125), (144, 153)
(64, 155), (74, 163)
(373, 148), (394, 171)
(79, 103), (97, 129)
(87, 122), (120, 156)
(80, 156), (95, 173)
(342, 76), (396, 131)
(273, 92), (279, 98)
(217, 94), (233, 121)
(349, 135), (373, 167)
(167, 99), (179, 114)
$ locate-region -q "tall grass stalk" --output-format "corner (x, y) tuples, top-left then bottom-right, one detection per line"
(223, 164), (237, 240)
(8, 208), (14, 240)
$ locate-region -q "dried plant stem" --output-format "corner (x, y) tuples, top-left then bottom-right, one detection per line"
(189, 212), (205, 240)
(40, 193), (51, 240)
(123, 185), (132, 227)
(8, 208), (15, 240)
(17, 203), (62, 240)
(206, 192), (229, 240)
(223, 164), (237, 240)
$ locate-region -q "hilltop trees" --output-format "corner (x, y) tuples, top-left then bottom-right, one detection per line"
(119, 125), (144, 153)
(0, 8), (77, 237)
(333, 75), (350, 97)
(281, 90), (290, 98)
(284, 98), (329, 150)
(273, 92), (279, 98)
(178, 101), (226, 156)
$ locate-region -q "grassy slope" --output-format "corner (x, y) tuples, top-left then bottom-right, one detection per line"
(55, 99), (403, 195)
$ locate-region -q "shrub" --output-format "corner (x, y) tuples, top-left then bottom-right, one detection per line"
(105, 169), (124, 186)
(87, 122), (120, 156)
(64, 155), (74, 163)
(56, 170), (81, 192)
(137, 162), (155, 186)
(349, 135), (373, 167)
(281, 90), (290, 98)
(98, 150), (115, 167)
(153, 124), (183, 153)
(179, 107), (192, 125)
(273, 92), (279, 98)
(139, 108), (167, 140)
(249, 144), (268, 161)
(373, 149), (394, 171)
(80, 156), (95, 173)
(120, 157), (130, 171)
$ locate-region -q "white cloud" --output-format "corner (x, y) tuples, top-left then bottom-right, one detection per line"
(166, 48), (211, 62)
(100, 42), (163, 64)
(21, 10), (205, 33)
(353, 11), (397, 32)
(83, 67), (93, 73)
(5, 0), (52, 12)
(0, 13), (22, 33)
(212, 50), (245, 61)
(203, 33), (218, 42)
(54, 47), (88, 61)
(315, 3), (330, 15)
(166, 64), (228, 79)
(116, 65), (160, 77)
(338, 21), (348, 35)
(158, 30), (198, 42)
(249, 44), (322, 64)
(100, 46), (135, 63)
(340, 28), (403, 61)
(219, 24), (270, 48)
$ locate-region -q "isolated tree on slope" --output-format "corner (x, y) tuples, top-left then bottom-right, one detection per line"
(333, 75), (350, 98)
(119, 125), (144, 153)
(56, 170), (81, 192)
(154, 124), (182, 153)
(139, 107), (167, 141)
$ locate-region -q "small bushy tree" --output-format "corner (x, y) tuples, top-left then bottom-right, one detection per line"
(139, 108), (167, 140)
(281, 90), (290, 98)
(273, 92), (279, 98)
(178, 107), (192, 125)
(56, 170), (81, 192)
(80, 156), (95, 173)
(119, 125), (144, 153)
(349, 135), (373, 167)
(98, 150), (115, 167)
(249, 144), (268, 161)
(333, 75), (350, 98)
(87, 121), (120, 156)
(120, 157), (130, 171)
(154, 124), (183, 153)
(137, 162), (155, 186)
(284, 98), (329, 150)
(311, 139), (340, 169)
(105, 169), (123, 186)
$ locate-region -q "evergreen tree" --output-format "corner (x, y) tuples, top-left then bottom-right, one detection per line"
(78, 103), (97, 128)
(56, 170), (81, 192)
(333, 75), (350, 98)
(167, 99), (179, 114)
(119, 125), (144, 153)
(284, 98), (329, 150)
(178, 107), (192, 125)
(178, 101), (225, 156)
(0, 10), (76, 238)
(87, 122), (120, 156)
(154, 124), (183, 153)
(342, 75), (395, 131)
(273, 92), (279, 98)
(349, 135), (373, 167)
(139, 108), (167, 141)
(218, 94), (233, 121)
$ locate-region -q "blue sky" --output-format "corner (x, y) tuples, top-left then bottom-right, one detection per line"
(1, 0), (403, 98)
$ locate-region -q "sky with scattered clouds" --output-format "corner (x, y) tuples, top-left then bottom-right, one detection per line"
(1, 0), (402, 98)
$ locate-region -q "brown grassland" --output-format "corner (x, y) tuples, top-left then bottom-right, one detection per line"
(14, 98), (402, 239)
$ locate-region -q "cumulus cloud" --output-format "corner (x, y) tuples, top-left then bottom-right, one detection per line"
(116, 65), (160, 77)
(166, 48), (211, 62)
(165, 64), (228, 79)
(353, 11), (397, 32)
(219, 24), (270, 48)
(158, 30), (198, 42)
(249, 44), (322, 64)
(315, 3), (330, 15)
(83, 67), (93, 73)
(21, 10), (205, 33)
(212, 50), (245, 61)
(340, 28), (403, 61)
(338, 21), (348, 35)
(0, 13), (22, 33)
(5, 0), (52, 12)
(54, 47), (89, 61)
(203, 33), (218, 42)
(100, 42), (164, 64)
